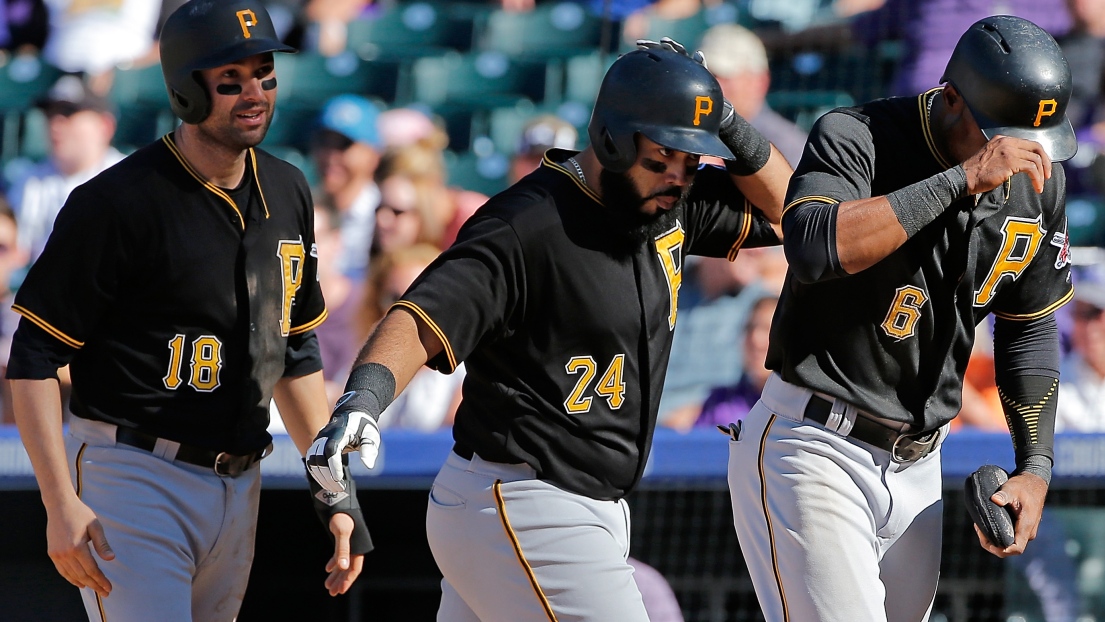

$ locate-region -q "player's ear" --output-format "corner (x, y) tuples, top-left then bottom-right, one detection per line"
(942, 83), (964, 111)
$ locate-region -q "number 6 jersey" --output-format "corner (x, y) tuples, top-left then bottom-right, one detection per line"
(7, 134), (326, 455)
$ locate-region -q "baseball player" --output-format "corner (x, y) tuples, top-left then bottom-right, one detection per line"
(727, 16), (1074, 621)
(306, 41), (792, 620)
(7, 1), (370, 619)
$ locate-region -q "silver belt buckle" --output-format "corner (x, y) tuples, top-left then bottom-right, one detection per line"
(890, 428), (943, 463)
(213, 452), (234, 476)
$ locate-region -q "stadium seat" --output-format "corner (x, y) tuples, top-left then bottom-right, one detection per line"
(445, 149), (510, 196)
(1067, 195), (1105, 247)
(0, 54), (61, 112)
(616, 3), (743, 53)
(112, 105), (177, 152)
(108, 64), (167, 107)
(277, 51), (403, 107)
(345, 2), (475, 60)
(562, 52), (614, 108)
(476, 2), (605, 60)
(261, 102), (332, 152)
(411, 51), (546, 109)
(765, 89), (854, 132)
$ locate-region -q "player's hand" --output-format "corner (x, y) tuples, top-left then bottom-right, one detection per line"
(973, 471), (1048, 558)
(962, 135), (1052, 195)
(636, 37), (707, 67)
(306, 401), (382, 494)
(46, 497), (114, 598)
(324, 513), (365, 596)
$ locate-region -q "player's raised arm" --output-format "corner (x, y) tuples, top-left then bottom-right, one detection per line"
(305, 307), (444, 493)
(636, 37), (791, 240)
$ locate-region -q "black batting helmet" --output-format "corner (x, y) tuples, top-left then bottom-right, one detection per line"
(160, 0), (295, 124)
(941, 15), (1076, 162)
(588, 48), (734, 173)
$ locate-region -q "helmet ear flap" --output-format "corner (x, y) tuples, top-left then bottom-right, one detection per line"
(590, 121), (637, 173)
(168, 72), (211, 125)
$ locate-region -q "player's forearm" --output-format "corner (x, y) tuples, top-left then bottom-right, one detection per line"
(351, 307), (441, 396)
(730, 146), (791, 241)
(11, 378), (79, 512)
(273, 370), (331, 456)
(833, 196), (910, 273)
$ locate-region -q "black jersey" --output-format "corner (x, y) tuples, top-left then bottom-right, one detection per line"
(771, 89), (1073, 431)
(397, 150), (779, 500)
(8, 134), (326, 454)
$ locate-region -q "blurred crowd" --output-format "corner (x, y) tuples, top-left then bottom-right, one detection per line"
(0, 0), (1103, 439)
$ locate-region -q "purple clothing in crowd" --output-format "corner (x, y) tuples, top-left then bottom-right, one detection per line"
(694, 375), (764, 429)
(852, 0), (1072, 97)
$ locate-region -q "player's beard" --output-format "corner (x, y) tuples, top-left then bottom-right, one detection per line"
(198, 102), (274, 152)
(598, 167), (688, 257)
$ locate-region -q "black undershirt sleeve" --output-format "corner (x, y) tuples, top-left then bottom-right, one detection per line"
(992, 314), (1060, 483)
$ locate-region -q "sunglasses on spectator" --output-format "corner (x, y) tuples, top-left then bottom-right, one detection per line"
(377, 203), (416, 216)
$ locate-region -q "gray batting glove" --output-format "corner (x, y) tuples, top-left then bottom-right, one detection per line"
(636, 36), (707, 69)
(306, 403), (382, 494)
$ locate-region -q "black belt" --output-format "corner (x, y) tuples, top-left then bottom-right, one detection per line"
(804, 395), (942, 463)
(115, 427), (269, 477)
(452, 443), (474, 460)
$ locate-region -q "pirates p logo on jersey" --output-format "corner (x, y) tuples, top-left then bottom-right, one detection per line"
(693, 96), (713, 126)
(236, 9), (257, 38)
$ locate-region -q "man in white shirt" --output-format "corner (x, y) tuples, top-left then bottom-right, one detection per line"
(310, 94), (382, 280)
(1057, 264), (1105, 431)
(8, 75), (123, 264)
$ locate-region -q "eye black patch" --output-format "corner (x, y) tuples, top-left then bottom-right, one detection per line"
(216, 84), (242, 95)
(261, 78), (277, 91)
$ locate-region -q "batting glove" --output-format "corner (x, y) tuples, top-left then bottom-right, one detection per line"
(306, 395), (382, 494)
(636, 36), (707, 68)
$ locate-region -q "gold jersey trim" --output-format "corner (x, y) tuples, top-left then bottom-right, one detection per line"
(543, 154), (602, 204)
(289, 308), (328, 336)
(494, 479), (559, 621)
(162, 134), (271, 230)
(918, 88), (954, 170)
(992, 286), (1074, 321)
(12, 305), (83, 348)
(726, 199), (754, 261)
(758, 414), (791, 621)
(782, 195), (837, 218)
(391, 300), (458, 372)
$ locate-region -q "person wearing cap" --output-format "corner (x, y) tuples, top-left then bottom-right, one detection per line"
(1056, 263), (1105, 431)
(7, 0), (369, 619)
(310, 93), (383, 280)
(304, 37), (792, 620)
(727, 16), (1077, 621)
(696, 23), (808, 168)
(509, 113), (579, 183)
(7, 74), (124, 265)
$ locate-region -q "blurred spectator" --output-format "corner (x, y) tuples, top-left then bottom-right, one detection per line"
(42, 0), (161, 93)
(312, 196), (362, 405)
(620, 0), (706, 46)
(697, 23), (808, 167)
(0, 198), (29, 424)
(377, 106), (449, 151)
(375, 141), (486, 249)
(1, 0), (49, 52)
(511, 113), (578, 183)
(8, 74), (123, 265)
(1058, 0), (1105, 195)
(367, 243), (466, 431)
(372, 166), (442, 256)
(1056, 264), (1105, 431)
(693, 294), (777, 429)
(298, 0), (371, 56)
(658, 253), (769, 429)
(850, 0), (1072, 97)
(311, 94), (382, 280)
(953, 322), (1007, 431)
(628, 557), (684, 622)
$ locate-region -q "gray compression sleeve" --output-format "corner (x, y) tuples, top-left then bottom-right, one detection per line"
(885, 166), (968, 237)
(336, 362), (397, 422)
(718, 102), (772, 176)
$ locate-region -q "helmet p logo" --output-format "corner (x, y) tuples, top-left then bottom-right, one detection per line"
(236, 9), (258, 39)
(1033, 99), (1057, 127)
(693, 96), (713, 126)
